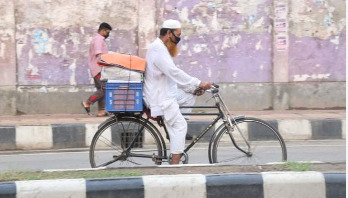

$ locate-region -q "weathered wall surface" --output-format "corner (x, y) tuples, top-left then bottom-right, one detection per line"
(157, 0), (274, 83)
(15, 0), (138, 86)
(156, 0), (346, 83)
(0, 0), (345, 115)
(0, 1), (17, 114)
(0, 1), (16, 86)
(288, 0), (346, 82)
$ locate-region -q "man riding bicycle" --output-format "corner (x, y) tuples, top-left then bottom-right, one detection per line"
(143, 19), (212, 164)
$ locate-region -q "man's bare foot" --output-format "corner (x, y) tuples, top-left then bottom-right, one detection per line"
(171, 154), (181, 164)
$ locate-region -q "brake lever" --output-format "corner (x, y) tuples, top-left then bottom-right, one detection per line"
(212, 82), (219, 88)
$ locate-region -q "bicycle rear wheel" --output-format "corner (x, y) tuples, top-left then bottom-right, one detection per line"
(209, 117), (287, 165)
(90, 117), (166, 168)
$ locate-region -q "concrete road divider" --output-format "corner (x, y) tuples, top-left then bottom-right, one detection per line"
(0, 172), (345, 198)
(0, 118), (345, 151)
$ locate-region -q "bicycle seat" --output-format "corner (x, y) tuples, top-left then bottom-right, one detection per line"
(143, 106), (164, 127)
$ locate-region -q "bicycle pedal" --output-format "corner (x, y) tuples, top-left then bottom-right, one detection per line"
(185, 133), (193, 140)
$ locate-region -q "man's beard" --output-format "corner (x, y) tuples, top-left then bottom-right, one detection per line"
(165, 40), (179, 57)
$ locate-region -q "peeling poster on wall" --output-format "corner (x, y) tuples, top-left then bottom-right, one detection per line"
(275, 3), (287, 19)
(275, 3), (288, 51)
(275, 18), (287, 33)
(276, 35), (288, 51)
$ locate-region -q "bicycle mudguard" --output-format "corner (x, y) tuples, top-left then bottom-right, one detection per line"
(97, 116), (117, 129)
(213, 115), (245, 134)
(233, 115), (246, 120)
(97, 113), (143, 129)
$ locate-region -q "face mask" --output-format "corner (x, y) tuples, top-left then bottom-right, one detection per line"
(104, 32), (109, 39)
(170, 30), (181, 45)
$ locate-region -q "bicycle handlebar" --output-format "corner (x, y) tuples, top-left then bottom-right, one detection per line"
(212, 83), (219, 89)
(194, 82), (219, 95)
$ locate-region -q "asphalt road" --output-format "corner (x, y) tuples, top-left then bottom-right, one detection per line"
(0, 140), (345, 171)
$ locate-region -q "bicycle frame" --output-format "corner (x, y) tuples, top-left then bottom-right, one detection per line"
(125, 106), (223, 161)
(124, 87), (252, 162)
(180, 106), (223, 153)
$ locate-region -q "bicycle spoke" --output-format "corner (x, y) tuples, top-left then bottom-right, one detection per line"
(97, 155), (122, 168)
(120, 122), (131, 149)
(124, 158), (141, 165)
(215, 154), (248, 164)
(98, 135), (123, 151)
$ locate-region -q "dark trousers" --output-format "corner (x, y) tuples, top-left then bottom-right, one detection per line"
(87, 73), (105, 111)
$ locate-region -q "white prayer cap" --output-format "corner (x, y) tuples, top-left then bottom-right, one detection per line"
(162, 19), (181, 29)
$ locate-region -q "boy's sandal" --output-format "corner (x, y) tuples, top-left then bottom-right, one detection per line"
(81, 102), (90, 115)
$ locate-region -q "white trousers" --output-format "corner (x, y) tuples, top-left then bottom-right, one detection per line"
(177, 89), (196, 116)
(162, 89), (196, 154)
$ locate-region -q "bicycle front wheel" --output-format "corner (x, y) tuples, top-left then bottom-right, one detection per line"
(209, 117), (287, 165)
(90, 117), (166, 168)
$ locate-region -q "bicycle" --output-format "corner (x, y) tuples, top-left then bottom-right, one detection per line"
(89, 84), (287, 167)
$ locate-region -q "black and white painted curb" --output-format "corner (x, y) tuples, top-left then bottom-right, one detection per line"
(0, 172), (345, 198)
(0, 118), (345, 150)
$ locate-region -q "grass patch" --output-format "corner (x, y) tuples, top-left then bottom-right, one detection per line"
(283, 161), (311, 171)
(0, 169), (142, 182)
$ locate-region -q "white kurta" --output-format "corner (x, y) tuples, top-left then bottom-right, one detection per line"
(144, 38), (201, 154)
(143, 38), (200, 116)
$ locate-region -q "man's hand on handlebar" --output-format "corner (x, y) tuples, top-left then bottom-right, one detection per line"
(199, 81), (212, 90)
(193, 89), (205, 96)
(193, 81), (213, 96)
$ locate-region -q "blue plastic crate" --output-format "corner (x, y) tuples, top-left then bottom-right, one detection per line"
(105, 82), (143, 113)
